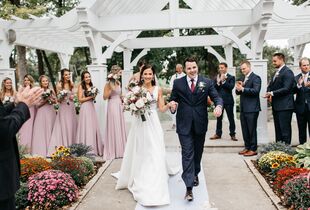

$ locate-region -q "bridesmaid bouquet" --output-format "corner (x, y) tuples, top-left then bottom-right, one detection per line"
(2, 95), (14, 105)
(41, 89), (53, 105)
(123, 83), (153, 121)
(107, 73), (120, 84)
(85, 86), (99, 103)
(57, 90), (70, 105)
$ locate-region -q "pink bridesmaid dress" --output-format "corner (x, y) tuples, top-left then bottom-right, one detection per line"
(103, 86), (127, 160)
(19, 106), (36, 150)
(76, 91), (103, 156)
(48, 90), (77, 156)
(32, 101), (56, 156)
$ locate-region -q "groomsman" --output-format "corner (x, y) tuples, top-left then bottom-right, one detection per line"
(236, 61), (261, 156)
(265, 53), (295, 144)
(294, 57), (310, 144)
(169, 64), (186, 129)
(210, 62), (237, 141)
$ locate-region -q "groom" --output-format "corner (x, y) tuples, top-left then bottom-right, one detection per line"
(170, 57), (223, 201)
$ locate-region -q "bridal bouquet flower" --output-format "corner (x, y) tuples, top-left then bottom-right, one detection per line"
(85, 86), (99, 103)
(123, 83), (153, 121)
(2, 95), (14, 105)
(57, 90), (70, 105)
(41, 89), (53, 105)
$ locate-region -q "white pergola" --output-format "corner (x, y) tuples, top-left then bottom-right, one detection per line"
(1, 0), (310, 143)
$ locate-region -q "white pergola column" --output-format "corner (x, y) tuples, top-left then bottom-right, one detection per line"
(57, 53), (72, 69)
(0, 29), (16, 87)
(249, 59), (269, 144)
(87, 64), (108, 135)
(122, 49), (133, 93)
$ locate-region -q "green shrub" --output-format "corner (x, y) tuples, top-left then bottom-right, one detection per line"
(15, 182), (30, 209)
(258, 142), (296, 157)
(294, 142), (310, 168)
(69, 143), (95, 160)
(77, 156), (95, 177)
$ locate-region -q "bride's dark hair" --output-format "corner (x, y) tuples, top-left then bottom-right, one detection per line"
(139, 64), (156, 86)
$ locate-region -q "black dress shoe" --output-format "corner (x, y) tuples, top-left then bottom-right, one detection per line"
(184, 189), (193, 201)
(194, 176), (199, 186)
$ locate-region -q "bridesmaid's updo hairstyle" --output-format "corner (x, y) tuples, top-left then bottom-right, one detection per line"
(139, 64), (156, 86)
(23, 74), (35, 88)
(81, 70), (93, 91)
(60, 68), (74, 91)
(110, 65), (122, 74)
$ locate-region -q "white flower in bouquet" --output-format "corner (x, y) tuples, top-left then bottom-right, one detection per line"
(57, 90), (69, 105)
(132, 86), (140, 95)
(42, 89), (53, 105)
(129, 103), (138, 111)
(3, 96), (14, 104)
(135, 98), (145, 109)
(87, 86), (99, 103)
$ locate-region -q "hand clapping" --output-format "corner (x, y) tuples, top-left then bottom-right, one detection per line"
(15, 86), (44, 107)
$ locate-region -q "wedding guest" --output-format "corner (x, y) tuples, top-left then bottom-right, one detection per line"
(76, 71), (103, 156)
(236, 61), (261, 156)
(48, 69), (77, 155)
(169, 64), (186, 129)
(265, 53), (295, 144)
(294, 57), (310, 144)
(210, 62), (237, 141)
(0, 86), (43, 210)
(18, 74), (36, 150)
(103, 65), (127, 160)
(32, 75), (57, 156)
(0, 77), (16, 104)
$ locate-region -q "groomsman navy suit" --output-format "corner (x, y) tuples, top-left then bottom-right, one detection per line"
(236, 61), (261, 156)
(294, 58), (310, 144)
(210, 62), (237, 141)
(265, 53), (295, 145)
(170, 57), (223, 201)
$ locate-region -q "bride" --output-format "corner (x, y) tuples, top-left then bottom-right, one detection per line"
(115, 64), (177, 206)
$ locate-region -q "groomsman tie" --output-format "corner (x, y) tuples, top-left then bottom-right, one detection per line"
(190, 78), (195, 92)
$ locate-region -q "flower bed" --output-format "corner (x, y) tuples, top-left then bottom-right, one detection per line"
(16, 144), (103, 209)
(253, 142), (310, 210)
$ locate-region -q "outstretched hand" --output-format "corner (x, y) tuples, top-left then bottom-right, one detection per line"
(213, 105), (222, 118)
(15, 86), (44, 107)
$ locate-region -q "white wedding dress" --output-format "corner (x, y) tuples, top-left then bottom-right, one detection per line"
(115, 86), (178, 206)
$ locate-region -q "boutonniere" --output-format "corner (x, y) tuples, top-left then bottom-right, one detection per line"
(275, 72), (280, 78)
(198, 82), (206, 92)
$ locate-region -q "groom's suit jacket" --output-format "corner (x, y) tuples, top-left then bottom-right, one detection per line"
(170, 75), (223, 135)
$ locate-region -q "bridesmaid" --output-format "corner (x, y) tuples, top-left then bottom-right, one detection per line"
(103, 65), (127, 160)
(76, 71), (103, 156)
(48, 68), (77, 155)
(0, 77), (16, 104)
(18, 74), (36, 150)
(32, 75), (57, 156)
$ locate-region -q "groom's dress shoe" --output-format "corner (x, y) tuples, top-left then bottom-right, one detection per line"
(209, 134), (221, 140)
(193, 176), (199, 186)
(185, 190), (193, 201)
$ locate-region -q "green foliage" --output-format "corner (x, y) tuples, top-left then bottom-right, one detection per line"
(258, 142), (296, 157)
(77, 157), (95, 177)
(294, 142), (310, 168)
(290, 0), (308, 6)
(69, 143), (94, 158)
(18, 141), (30, 159)
(15, 182), (30, 210)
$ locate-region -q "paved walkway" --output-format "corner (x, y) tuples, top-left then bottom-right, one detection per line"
(75, 119), (300, 210)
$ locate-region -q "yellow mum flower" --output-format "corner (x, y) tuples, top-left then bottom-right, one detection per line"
(271, 162), (280, 169)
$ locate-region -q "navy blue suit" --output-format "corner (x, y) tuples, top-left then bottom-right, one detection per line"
(236, 72), (261, 151)
(0, 102), (30, 210)
(294, 73), (310, 144)
(267, 65), (295, 144)
(170, 75), (223, 187)
(214, 74), (236, 137)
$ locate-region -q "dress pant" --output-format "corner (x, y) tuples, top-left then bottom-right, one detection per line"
(216, 104), (236, 137)
(240, 112), (259, 151)
(0, 196), (15, 210)
(178, 123), (206, 188)
(273, 110), (293, 144)
(296, 105), (310, 144)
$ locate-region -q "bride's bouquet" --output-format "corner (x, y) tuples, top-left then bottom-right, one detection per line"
(41, 89), (53, 105)
(85, 86), (99, 103)
(57, 90), (70, 105)
(123, 82), (153, 122)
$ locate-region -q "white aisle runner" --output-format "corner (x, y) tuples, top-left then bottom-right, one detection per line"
(135, 152), (212, 210)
